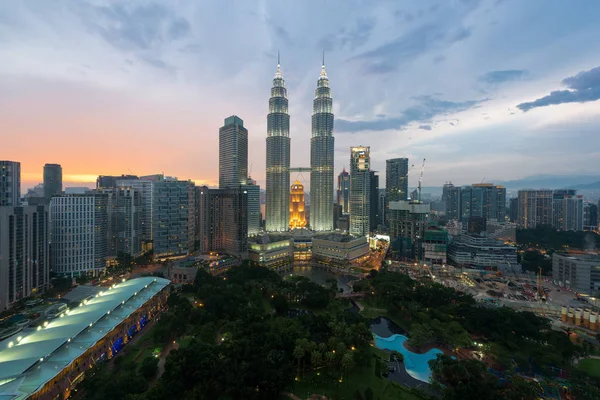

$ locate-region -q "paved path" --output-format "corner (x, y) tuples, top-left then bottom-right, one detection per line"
(157, 340), (179, 377)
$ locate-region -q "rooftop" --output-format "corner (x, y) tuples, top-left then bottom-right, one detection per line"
(0, 277), (170, 399)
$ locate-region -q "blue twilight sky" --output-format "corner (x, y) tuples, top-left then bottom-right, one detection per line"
(1, 0), (600, 190)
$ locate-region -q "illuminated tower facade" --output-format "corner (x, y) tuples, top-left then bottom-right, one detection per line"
(289, 180), (307, 229)
(266, 57), (291, 231)
(310, 59), (334, 231)
(350, 146), (371, 237)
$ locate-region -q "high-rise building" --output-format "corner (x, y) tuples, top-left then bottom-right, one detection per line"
(0, 205), (49, 310)
(152, 177), (194, 259)
(97, 174), (139, 189)
(517, 189), (553, 229)
(43, 163), (62, 200)
(243, 178), (261, 236)
(508, 197), (518, 223)
(378, 189), (386, 227)
(310, 62), (335, 231)
(50, 192), (109, 275)
(442, 182), (461, 220)
(460, 183), (506, 223)
(266, 60), (291, 232)
(584, 202), (598, 231)
(349, 146), (371, 237)
(386, 158), (409, 202)
(0, 161), (21, 206)
(116, 179), (154, 243)
(102, 187), (142, 257)
(369, 171), (379, 231)
(194, 186), (211, 253)
(552, 190), (584, 231)
(386, 158), (409, 227)
(388, 200), (430, 260)
(337, 168), (350, 214)
(289, 180), (307, 229)
(219, 116), (248, 189)
(207, 188), (248, 258)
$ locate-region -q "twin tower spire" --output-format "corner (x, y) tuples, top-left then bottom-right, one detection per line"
(265, 53), (335, 232)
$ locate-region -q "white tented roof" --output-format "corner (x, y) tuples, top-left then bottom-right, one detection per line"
(0, 277), (170, 400)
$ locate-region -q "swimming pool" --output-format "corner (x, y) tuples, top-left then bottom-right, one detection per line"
(374, 334), (443, 383)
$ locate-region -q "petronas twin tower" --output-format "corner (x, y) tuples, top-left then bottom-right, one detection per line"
(266, 57), (334, 232)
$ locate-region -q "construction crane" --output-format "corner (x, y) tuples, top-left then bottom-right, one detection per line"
(417, 158), (426, 203)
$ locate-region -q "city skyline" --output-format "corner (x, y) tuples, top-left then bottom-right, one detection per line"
(2, 1), (600, 191)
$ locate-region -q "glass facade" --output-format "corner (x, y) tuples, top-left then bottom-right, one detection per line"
(266, 63), (291, 232)
(349, 146), (371, 237)
(310, 65), (335, 231)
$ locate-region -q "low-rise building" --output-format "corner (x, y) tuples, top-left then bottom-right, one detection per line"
(248, 234), (294, 270)
(553, 253), (600, 296)
(312, 233), (369, 266)
(447, 233), (518, 269)
(0, 277), (170, 400)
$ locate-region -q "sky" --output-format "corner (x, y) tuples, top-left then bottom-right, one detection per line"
(1, 0), (600, 191)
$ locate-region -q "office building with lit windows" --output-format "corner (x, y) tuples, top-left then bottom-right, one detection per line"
(266, 61), (291, 232)
(50, 192), (109, 275)
(310, 62), (335, 231)
(0, 205), (49, 311)
(219, 116), (248, 189)
(0, 161), (21, 206)
(349, 146), (371, 237)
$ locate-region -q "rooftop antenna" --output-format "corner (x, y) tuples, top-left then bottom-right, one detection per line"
(277, 50), (280, 66)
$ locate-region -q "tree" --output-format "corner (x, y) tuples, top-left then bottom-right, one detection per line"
(364, 387), (374, 400)
(341, 352), (354, 381)
(139, 356), (159, 380)
(293, 343), (305, 378)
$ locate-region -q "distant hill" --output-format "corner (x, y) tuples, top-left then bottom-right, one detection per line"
(495, 174), (600, 190)
(567, 181), (600, 190)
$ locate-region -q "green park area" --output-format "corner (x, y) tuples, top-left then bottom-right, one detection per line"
(77, 263), (600, 400)
(577, 358), (600, 378)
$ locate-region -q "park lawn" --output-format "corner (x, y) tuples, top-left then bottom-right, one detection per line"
(289, 351), (422, 400)
(577, 358), (600, 378)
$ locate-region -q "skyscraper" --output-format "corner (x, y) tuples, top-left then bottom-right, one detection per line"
(0, 205), (49, 310)
(460, 183), (506, 223)
(243, 178), (261, 236)
(0, 160), (20, 206)
(310, 60), (335, 231)
(43, 163), (62, 200)
(337, 168), (350, 214)
(289, 180), (307, 229)
(349, 146), (371, 237)
(219, 116), (248, 189)
(442, 182), (461, 220)
(50, 192), (109, 275)
(102, 187), (143, 257)
(116, 179), (154, 244)
(369, 171), (379, 231)
(207, 188), (248, 258)
(266, 59), (291, 232)
(517, 189), (553, 229)
(385, 158), (409, 227)
(386, 158), (409, 202)
(152, 177), (195, 259)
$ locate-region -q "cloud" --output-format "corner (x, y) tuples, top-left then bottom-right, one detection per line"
(351, 24), (472, 74)
(419, 124), (432, 130)
(517, 66), (600, 111)
(479, 69), (529, 84)
(318, 18), (375, 51)
(336, 95), (484, 132)
(78, 3), (190, 51)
